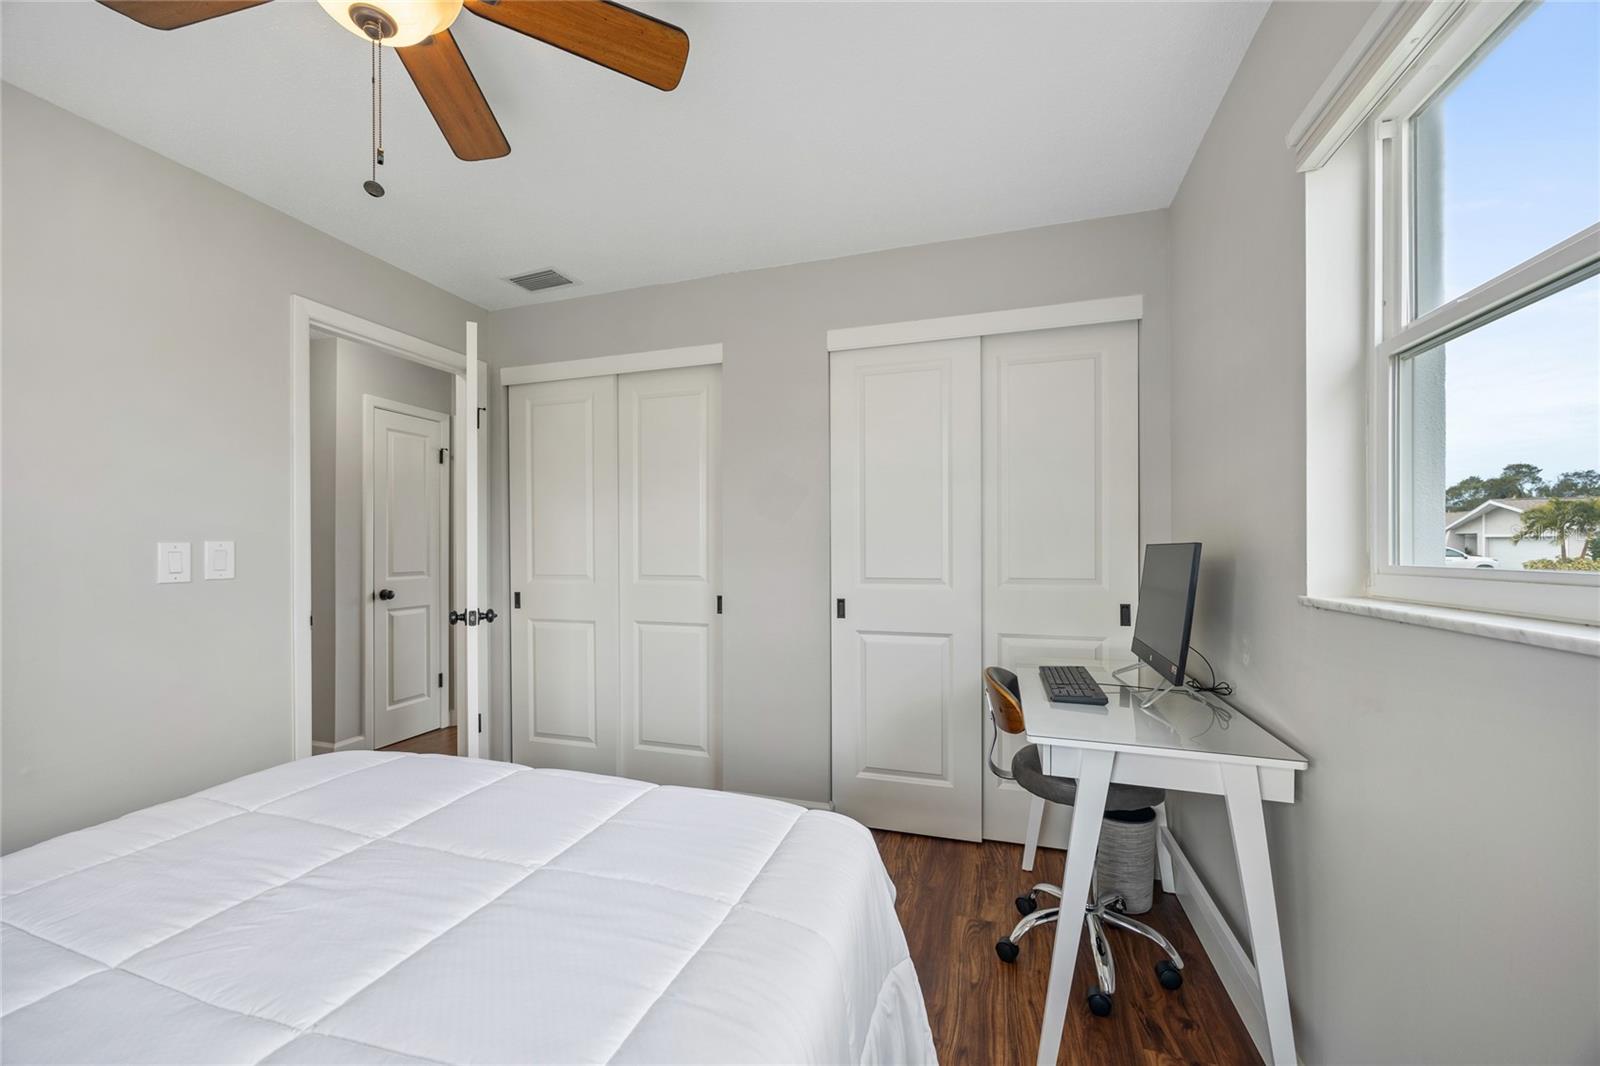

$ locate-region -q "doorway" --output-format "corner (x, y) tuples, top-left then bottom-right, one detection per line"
(291, 298), (488, 761)
(310, 336), (455, 753)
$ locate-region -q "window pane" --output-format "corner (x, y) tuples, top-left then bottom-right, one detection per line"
(1412, 1), (1600, 316)
(1395, 274), (1600, 571)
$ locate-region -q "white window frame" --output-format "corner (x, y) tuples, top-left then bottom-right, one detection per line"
(1365, 0), (1600, 625)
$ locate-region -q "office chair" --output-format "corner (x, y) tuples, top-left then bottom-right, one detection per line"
(983, 666), (1185, 1017)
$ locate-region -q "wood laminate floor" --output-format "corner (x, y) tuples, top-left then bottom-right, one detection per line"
(873, 830), (1261, 1066)
(378, 727), (457, 755)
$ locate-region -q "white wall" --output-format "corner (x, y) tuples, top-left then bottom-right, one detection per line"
(1166, 4), (1600, 1062)
(0, 86), (483, 852)
(485, 211), (1174, 802)
(309, 337), (455, 747)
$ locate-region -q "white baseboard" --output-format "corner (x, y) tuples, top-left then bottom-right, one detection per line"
(1161, 826), (1285, 1065)
(312, 735), (368, 755)
(736, 791), (834, 811)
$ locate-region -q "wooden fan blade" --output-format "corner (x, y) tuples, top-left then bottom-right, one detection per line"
(398, 31), (511, 161)
(465, 0), (688, 91)
(98, 1), (271, 30)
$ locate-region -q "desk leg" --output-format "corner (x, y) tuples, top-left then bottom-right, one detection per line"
(1034, 747), (1113, 1066)
(1221, 763), (1297, 1065)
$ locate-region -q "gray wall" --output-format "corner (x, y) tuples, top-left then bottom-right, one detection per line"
(309, 337), (455, 746)
(1, 86), (482, 852)
(310, 338), (338, 746)
(484, 211), (1174, 802)
(1165, 3), (1600, 1062)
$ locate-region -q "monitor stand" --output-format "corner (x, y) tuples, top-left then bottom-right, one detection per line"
(1110, 662), (1183, 710)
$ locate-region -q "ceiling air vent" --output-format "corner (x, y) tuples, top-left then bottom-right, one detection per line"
(508, 269), (574, 293)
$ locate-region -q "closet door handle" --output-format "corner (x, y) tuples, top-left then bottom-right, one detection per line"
(836, 598), (846, 619)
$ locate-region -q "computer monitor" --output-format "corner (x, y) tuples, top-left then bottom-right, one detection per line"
(1130, 542), (1201, 687)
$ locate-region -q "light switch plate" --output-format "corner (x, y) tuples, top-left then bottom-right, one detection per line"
(203, 541), (235, 580)
(157, 542), (191, 584)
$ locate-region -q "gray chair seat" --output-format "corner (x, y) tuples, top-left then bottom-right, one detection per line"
(1011, 744), (1166, 811)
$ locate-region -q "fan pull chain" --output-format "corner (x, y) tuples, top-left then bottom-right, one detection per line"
(365, 36), (386, 197)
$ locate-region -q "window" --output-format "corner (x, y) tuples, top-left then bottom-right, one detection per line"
(1371, 0), (1600, 623)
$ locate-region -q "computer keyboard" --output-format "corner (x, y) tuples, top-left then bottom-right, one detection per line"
(1039, 665), (1109, 705)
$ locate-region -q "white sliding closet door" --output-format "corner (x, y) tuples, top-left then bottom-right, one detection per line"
(618, 365), (721, 789)
(981, 321), (1139, 844)
(830, 339), (983, 841)
(508, 376), (620, 774)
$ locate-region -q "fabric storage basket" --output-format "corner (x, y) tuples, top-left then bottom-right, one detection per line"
(1096, 807), (1157, 914)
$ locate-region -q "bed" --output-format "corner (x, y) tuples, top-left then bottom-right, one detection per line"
(0, 751), (937, 1064)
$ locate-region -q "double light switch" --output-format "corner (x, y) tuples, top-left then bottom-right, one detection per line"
(156, 541), (235, 583)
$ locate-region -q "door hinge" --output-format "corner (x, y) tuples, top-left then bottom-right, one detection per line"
(1120, 603), (1132, 627)
(309, 615), (313, 627)
(477, 713), (482, 733)
(514, 591), (521, 609)
(438, 672), (444, 688)
(476, 406), (485, 429)
(438, 447), (447, 464)
(836, 598), (846, 619)
(716, 595), (723, 615)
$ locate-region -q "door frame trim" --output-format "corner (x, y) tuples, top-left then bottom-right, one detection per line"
(291, 295), (475, 761)
(825, 295), (1143, 353)
(362, 394), (452, 750)
(498, 343), (722, 385)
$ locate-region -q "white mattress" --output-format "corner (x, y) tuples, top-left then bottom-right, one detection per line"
(1, 751), (937, 1065)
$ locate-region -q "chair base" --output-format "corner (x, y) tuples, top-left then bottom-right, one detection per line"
(994, 880), (1184, 1017)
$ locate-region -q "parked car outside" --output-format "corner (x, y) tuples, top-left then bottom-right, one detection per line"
(1444, 546), (1498, 568)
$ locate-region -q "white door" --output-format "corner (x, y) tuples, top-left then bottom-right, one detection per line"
(458, 330), (483, 758)
(507, 375), (620, 773)
(618, 365), (721, 788)
(368, 400), (449, 748)
(830, 339), (983, 840)
(981, 322), (1139, 844)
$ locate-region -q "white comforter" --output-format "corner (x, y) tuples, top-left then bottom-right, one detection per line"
(0, 752), (936, 1064)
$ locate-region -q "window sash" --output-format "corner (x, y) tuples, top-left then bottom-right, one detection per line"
(1367, 1), (1600, 624)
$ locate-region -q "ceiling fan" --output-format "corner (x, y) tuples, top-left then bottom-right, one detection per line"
(97, 0), (690, 170)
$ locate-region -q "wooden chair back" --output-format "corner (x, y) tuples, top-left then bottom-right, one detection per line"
(984, 667), (1026, 735)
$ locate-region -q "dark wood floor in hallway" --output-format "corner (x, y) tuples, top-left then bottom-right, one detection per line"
(873, 830), (1261, 1066)
(378, 727), (457, 755)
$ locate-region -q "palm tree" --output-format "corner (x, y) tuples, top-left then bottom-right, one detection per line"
(1513, 498), (1600, 562)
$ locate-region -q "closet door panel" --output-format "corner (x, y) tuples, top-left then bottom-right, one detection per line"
(830, 339), (983, 841)
(508, 376), (620, 773)
(981, 321), (1140, 845)
(618, 365), (721, 788)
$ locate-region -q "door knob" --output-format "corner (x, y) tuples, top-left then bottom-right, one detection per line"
(481, 609), (498, 624)
(377, 588), (396, 601)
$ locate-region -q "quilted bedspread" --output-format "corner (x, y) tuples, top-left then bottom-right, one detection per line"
(0, 751), (937, 1064)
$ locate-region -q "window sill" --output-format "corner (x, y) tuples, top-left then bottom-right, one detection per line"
(1298, 596), (1600, 658)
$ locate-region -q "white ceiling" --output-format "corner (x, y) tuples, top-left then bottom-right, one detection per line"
(2, 1), (1264, 310)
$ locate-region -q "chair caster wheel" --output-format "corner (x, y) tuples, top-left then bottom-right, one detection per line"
(1156, 960), (1183, 990)
(995, 939), (1020, 963)
(1087, 988), (1113, 1017)
(1015, 894), (1037, 916)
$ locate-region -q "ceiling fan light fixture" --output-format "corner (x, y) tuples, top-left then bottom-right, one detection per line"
(318, 0), (462, 47)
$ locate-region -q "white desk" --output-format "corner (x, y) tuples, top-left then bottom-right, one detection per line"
(1022, 658), (1308, 1066)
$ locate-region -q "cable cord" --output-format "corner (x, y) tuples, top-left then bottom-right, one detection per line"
(1184, 647), (1234, 697)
